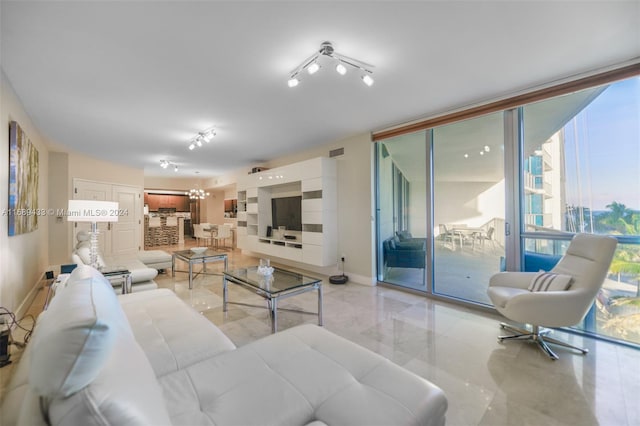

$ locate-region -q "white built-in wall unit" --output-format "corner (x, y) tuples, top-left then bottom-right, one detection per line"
(236, 157), (337, 266)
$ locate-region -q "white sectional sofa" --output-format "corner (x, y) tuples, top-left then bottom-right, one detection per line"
(1, 266), (448, 426)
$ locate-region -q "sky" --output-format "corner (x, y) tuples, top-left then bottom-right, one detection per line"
(563, 77), (639, 211)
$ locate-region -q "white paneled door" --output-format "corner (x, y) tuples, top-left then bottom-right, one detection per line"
(73, 179), (142, 257)
(111, 185), (141, 257)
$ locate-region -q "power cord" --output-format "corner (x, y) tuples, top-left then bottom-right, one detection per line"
(0, 307), (36, 346)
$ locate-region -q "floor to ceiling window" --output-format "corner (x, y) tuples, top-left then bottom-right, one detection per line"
(521, 77), (640, 345)
(374, 68), (640, 346)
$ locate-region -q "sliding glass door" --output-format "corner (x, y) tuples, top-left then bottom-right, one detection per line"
(375, 114), (507, 303)
(432, 112), (506, 304)
(375, 74), (640, 346)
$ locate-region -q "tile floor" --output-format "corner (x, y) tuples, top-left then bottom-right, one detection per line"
(2, 242), (639, 426)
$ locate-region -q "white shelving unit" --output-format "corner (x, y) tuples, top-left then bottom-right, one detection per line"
(236, 157), (336, 266)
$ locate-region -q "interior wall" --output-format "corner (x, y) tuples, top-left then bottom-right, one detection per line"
(203, 190), (225, 225)
(144, 176), (203, 191)
(68, 151), (144, 188)
(48, 152), (69, 265)
(0, 70), (50, 313)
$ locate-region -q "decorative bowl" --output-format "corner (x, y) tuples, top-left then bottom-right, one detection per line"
(257, 266), (274, 276)
(190, 247), (208, 254)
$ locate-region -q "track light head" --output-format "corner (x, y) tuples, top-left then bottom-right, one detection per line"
(174, 165), (178, 172)
(336, 63), (347, 75)
(202, 131), (214, 142)
(189, 143), (195, 150)
(361, 74), (374, 87)
(288, 77), (299, 88)
(307, 62), (320, 75)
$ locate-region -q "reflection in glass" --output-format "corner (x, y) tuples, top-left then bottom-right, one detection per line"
(375, 132), (427, 291)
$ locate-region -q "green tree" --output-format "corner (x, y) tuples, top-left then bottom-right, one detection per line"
(606, 201), (631, 221)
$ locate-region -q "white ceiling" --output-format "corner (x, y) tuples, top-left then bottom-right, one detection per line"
(2, 1), (638, 178)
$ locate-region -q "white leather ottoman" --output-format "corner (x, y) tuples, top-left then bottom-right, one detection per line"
(138, 250), (173, 271)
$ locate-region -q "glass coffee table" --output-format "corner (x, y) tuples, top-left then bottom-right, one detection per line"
(223, 266), (323, 333)
(172, 249), (228, 289)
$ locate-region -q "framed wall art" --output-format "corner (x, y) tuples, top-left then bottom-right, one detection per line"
(8, 120), (39, 236)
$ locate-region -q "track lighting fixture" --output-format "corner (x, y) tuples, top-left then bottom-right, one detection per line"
(288, 41), (374, 88)
(186, 127), (216, 151)
(159, 160), (179, 172)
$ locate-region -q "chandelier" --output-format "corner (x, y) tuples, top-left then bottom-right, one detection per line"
(287, 41), (375, 88)
(186, 188), (210, 200)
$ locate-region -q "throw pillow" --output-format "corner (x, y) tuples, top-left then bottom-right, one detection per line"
(30, 266), (133, 398)
(396, 230), (412, 241)
(528, 272), (573, 292)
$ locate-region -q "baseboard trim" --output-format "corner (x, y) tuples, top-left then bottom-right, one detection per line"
(342, 272), (375, 286)
(239, 249), (375, 286)
(13, 270), (47, 324)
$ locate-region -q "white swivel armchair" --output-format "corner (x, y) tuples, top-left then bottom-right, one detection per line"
(487, 233), (617, 360)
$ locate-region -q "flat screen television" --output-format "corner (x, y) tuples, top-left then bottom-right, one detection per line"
(271, 196), (302, 231)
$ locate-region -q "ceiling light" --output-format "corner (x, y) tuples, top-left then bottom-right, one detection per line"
(480, 151), (484, 156)
(288, 41), (375, 88)
(307, 62), (320, 75)
(464, 154), (469, 158)
(187, 127), (216, 151)
(160, 159), (179, 171)
(484, 145), (491, 152)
